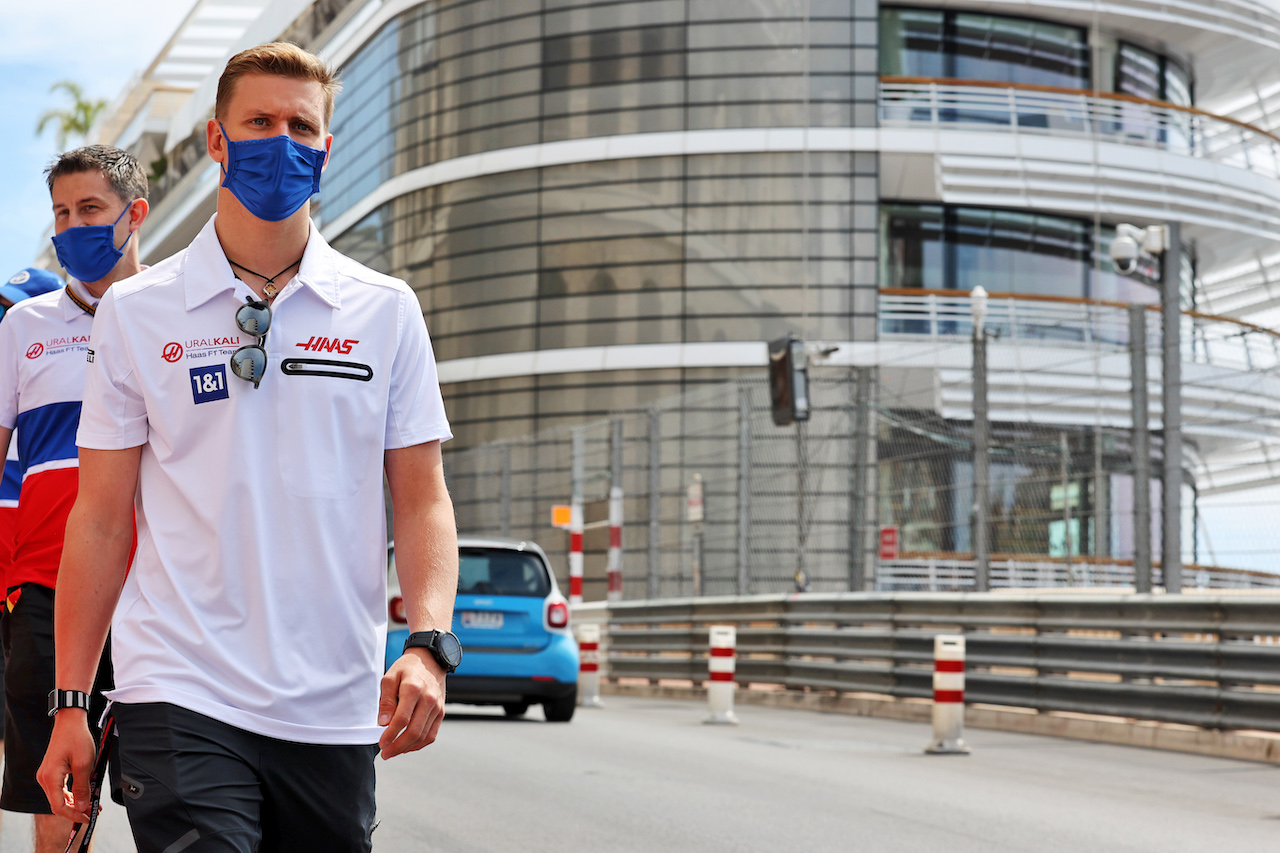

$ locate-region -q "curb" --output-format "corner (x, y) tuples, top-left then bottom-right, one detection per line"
(600, 681), (1280, 765)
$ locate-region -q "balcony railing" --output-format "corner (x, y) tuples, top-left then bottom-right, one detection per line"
(879, 290), (1280, 373)
(880, 77), (1280, 181)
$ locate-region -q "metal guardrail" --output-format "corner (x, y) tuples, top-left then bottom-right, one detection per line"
(879, 78), (1280, 180)
(575, 593), (1280, 732)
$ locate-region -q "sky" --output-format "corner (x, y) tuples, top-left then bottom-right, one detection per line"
(0, 0), (198, 275)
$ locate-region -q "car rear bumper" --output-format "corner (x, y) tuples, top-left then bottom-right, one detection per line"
(446, 675), (576, 705)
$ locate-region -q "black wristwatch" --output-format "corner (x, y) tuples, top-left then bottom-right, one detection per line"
(403, 630), (463, 673)
(47, 688), (91, 717)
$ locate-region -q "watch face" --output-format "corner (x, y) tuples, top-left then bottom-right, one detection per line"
(438, 632), (463, 668)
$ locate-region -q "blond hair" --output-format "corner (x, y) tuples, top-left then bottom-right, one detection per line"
(215, 42), (341, 128)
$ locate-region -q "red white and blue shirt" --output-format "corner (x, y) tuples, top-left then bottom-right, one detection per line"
(0, 281), (96, 591)
(0, 437), (20, 592)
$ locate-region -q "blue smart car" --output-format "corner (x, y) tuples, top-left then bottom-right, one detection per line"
(386, 537), (579, 722)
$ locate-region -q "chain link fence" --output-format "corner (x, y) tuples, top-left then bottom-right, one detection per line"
(444, 368), (1280, 600)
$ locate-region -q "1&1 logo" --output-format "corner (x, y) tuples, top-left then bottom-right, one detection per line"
(25, 343), (43, 360)
(162, 342), (184, 363)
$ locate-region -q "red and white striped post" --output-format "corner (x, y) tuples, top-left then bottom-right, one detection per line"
(704, 625), (739, 725)
(568, 499), (583, 606)
(569, 427), (584, 605)
(925, 634), (970, 754)
(577, 622), (603, 708)
(606, 485), (623, 602)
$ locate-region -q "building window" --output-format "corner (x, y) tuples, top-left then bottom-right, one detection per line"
(881, 204), (1163, 304)
(542, 24), (686, 91)
(1116, 42), (1193, 107)
(880, 7), (1089, 89)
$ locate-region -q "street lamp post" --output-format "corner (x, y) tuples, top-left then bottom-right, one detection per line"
(971, 286), (990, 593)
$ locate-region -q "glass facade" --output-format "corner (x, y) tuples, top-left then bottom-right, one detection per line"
(322, 0), (879, 228)
(306, 0), (1215, 576)
(333, 151), (879, 442)
(879, 7), (1090, 89)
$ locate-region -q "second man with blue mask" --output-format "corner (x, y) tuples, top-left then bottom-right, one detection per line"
(48, 146), (147, 299)
(0, 147), (147, 853)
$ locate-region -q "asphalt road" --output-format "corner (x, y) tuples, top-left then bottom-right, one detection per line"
(3, 695), (1279, 852)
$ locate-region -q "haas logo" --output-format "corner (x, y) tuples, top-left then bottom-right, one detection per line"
(162, 342), (183, 363)
(296, 336), (358, 355)
(25, 343), (43, 360)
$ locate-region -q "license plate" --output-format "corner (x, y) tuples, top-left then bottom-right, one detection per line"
(461, 611), (504, 629)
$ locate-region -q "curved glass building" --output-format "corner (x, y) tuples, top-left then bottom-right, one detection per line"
(69, 0), (1280, 590)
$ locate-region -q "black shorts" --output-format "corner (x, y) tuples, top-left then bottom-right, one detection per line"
(0, 608), (6, 741)
(114, 702), (379, 853)
(1, 583), (115, 813)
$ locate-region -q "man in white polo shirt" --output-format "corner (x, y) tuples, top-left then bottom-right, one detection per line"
(38, 44), (459, 852)
(1, 147), (147, 853)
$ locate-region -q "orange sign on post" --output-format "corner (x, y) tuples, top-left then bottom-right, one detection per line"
(551, 505), (573, 529)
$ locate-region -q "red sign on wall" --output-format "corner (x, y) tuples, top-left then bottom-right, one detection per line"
(878, 526), (900, 561)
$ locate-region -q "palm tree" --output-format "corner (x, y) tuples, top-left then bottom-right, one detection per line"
(36, 81), (107, 150)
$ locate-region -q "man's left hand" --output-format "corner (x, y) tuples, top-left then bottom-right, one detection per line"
(377, 648), (446, 759)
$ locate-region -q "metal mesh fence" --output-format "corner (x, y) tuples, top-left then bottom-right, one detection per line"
(444, 367), (1280, 599)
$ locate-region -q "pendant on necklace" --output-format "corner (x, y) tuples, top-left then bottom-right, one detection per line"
(264, 282), (280, 300)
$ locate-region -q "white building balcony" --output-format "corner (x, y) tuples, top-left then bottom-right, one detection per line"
(878, 78), (1280, 277)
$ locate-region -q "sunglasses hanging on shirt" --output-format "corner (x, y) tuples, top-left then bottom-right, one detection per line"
(224, 252), (301, 388)
(230, 298), (271, 388)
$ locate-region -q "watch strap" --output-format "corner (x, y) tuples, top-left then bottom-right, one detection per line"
(403, 630), (459, 673)
(48, 688), (91, 717)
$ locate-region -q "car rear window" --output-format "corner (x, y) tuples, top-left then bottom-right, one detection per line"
(457, 549), (551, 597)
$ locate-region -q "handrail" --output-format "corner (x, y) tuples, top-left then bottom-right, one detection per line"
(880, 76), (1280, 145)
(883, 553), (1280, 585)
(879, 288), (1280, 342)
(879, 77), (1280, 181)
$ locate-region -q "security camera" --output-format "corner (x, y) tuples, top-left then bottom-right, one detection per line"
(1110, 223), (1165, 277)
(1109, 233), (1141, 275)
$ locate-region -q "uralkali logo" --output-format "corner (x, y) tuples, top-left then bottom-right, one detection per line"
(25, 343), (43, 360)
(163, 342), (184, 363)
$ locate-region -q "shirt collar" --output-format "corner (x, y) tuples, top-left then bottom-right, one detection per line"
(183, 215), (342, 312)
(61, 279), (99, 322)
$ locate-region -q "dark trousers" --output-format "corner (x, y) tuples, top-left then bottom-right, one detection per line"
(114, 702), (378, 853)
(1, 583), (115, 812)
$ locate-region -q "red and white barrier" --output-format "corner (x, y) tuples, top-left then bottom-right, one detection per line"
(925, 634), (969, 754)
(606, 485), (623, 602)
(577, 622), (603, 708)
(568, 499), (583, 605)
(704, 625), (739, 725)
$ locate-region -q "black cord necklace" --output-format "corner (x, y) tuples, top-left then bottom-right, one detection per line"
(226, 255), (303, 300)
(65, 285), (96, 317)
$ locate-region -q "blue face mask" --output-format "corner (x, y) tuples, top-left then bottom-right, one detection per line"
(50, 204), (132, 284)
(219, 123), (325, 222)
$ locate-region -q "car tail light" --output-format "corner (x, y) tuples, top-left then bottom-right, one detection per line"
(388, 596), (407, 624)
(547, 600), (569, 629)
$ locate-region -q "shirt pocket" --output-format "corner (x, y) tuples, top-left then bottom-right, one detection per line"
(274, 361), (382, 499)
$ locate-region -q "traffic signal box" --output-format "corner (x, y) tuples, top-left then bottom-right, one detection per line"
(768, 335), (810, 427)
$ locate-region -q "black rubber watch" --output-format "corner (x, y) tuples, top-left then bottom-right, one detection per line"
(403, 630), (463, 673)
(47, 688), (91, 717)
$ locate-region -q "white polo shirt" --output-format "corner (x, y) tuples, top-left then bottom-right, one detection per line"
(79, 215), (451, 744)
